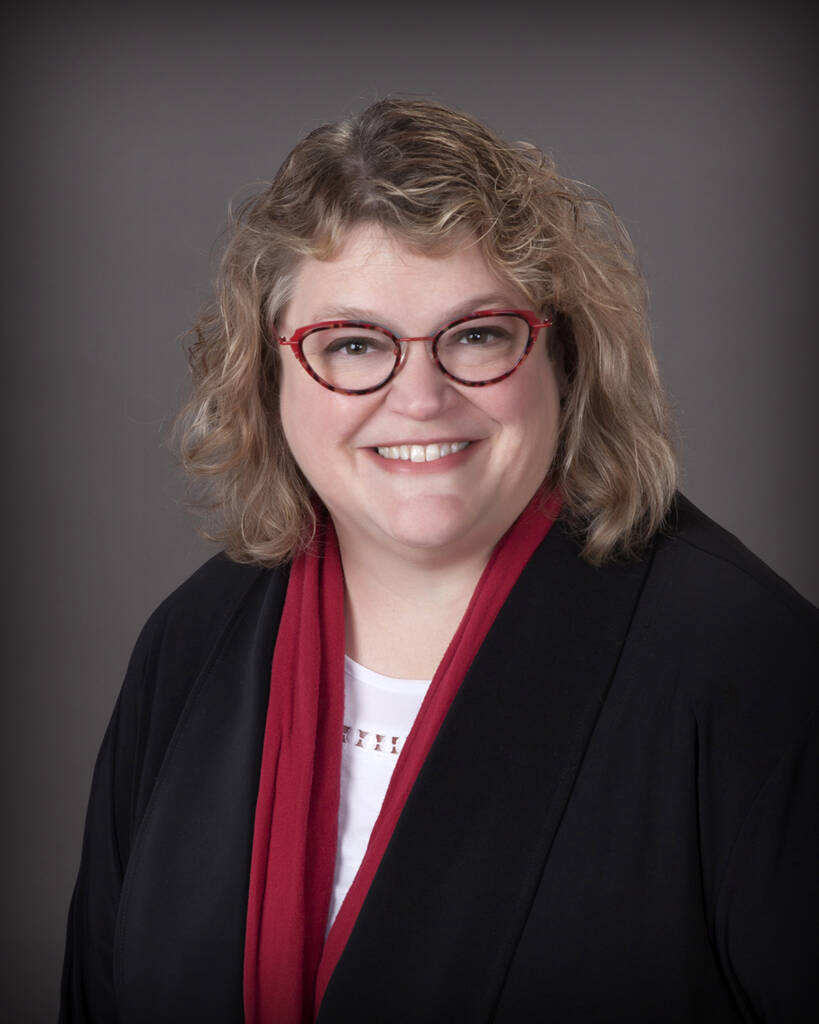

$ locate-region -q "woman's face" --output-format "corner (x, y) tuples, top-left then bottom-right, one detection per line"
(278, 224), (561, 565)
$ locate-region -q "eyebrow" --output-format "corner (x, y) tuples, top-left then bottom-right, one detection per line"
(307, 295), (522, 331)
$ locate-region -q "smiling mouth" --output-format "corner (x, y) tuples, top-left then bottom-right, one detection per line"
(374, 441), (472, 463)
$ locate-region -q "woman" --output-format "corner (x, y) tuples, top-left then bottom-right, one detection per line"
(61, 98), (817, 1022)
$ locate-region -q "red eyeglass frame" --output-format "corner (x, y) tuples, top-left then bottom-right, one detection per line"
(275, 308), (553, 395)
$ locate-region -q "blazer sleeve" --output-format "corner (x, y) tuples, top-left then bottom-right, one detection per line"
(59, 613), (159, 1023)
(59, 553), (270, 1022)
(718, 713), (819, 1022)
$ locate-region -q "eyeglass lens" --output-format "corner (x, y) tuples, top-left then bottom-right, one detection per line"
(300, 313), (531, 391)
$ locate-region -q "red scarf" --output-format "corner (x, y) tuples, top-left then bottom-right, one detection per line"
(243, 489), (561, 1023)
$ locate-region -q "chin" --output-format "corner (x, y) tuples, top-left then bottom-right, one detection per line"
(377, 497), (487, 555)
(387, 527), (464, 552)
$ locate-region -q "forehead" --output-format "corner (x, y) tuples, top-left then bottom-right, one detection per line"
(283, 224), (520, 330)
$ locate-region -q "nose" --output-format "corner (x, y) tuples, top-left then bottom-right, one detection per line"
(384, 338), (456, 419)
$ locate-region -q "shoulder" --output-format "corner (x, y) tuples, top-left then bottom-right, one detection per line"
(112, 553), (288, 826)
(639, 493), (817, 771)
(134, 552), (285, 662)
(651, 492), (817, 641)
(123, 551), (287, 733)
(123, 550), (289, 731)
(146, 549), (274, 624)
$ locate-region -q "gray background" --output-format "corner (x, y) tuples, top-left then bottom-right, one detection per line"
(4, 2), (817, 1018)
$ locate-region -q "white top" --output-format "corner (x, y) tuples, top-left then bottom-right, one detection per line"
(326, 656), (431, 931)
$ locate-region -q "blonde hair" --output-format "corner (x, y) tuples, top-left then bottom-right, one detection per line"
(176, 97), (677, 565)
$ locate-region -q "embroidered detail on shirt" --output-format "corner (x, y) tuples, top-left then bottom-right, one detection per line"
(342, 724), (404, 756)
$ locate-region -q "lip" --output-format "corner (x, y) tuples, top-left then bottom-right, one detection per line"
(363, 439), (480, 473)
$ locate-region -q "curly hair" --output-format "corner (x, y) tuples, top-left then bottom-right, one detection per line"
(176, 97), (677, 565)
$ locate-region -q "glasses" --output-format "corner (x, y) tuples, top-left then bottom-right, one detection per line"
(276, 309), (553, 395)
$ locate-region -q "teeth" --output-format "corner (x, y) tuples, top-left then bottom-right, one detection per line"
(376, 441), (470, 462)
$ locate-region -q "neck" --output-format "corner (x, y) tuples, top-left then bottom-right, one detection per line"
(336, 528), (494, 679)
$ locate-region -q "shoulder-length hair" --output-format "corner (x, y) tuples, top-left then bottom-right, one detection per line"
(176, 97), (677, 566)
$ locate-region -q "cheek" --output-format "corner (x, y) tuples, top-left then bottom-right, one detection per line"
(278, 363), (331, 476)
(278, 367), (376, 477)
(483, 358), (561, 442)
(528, 352), (562, 429)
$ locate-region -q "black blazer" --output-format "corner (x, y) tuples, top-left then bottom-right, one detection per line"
(61, 496), (818, 1022)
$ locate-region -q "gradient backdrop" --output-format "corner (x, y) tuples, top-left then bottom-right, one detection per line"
(4, 2), (817, 1018)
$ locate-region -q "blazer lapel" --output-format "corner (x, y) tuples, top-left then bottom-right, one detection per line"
(114, 567), (287, 1024)
(318, 521), (653, 1022)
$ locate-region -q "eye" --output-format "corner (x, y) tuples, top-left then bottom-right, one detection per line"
(326, 337), (373, 356)
(314, 331), (396, 358)
(446, 323), (513, 348)
(459, 328), (499, 345)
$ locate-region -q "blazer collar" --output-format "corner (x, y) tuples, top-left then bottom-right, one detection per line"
(318, 518), (653, 1021)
